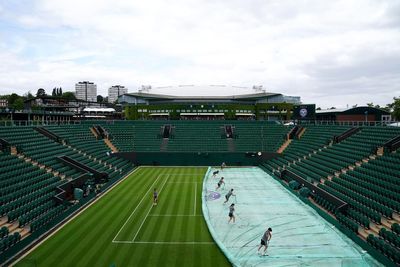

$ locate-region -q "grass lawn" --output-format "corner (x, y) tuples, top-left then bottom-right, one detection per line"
(16, 167), (230, 267)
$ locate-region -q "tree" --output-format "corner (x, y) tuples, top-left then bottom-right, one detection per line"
(12, 98), (24, 110)
(52, 88), (56, 96)
(391, 97), (400, 120)
(25, 91), (34, 99)
(124, 106), (139, 120)
(61, 92), (76, 100)
(8, 93), (21, 106)
(36, 88), (46, 97)
(367, 102), (374, 107)
(381, 103), (391, 113)
(58, 87), (63, 96)
(329, 107), (336, 110)
(316, 107), (321, 110)
(97, 95), (104, 103)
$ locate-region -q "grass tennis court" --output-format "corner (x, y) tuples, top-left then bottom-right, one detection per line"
(16, 167), (230, 267)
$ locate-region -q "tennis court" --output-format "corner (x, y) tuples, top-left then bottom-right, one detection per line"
(16, 167), (229, 267)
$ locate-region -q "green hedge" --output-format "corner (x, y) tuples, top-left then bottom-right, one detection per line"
(124, 102), (294, 120)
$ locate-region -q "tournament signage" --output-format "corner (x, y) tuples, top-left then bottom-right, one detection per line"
(293, 104), (316, 120)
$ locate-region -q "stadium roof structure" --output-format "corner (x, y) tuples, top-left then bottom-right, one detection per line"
(83, 107), (116, 112)
(119, 85), (301, 105)
(124, 91), (281, 101)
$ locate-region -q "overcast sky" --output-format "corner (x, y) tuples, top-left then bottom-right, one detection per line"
(0, 0), (399, 108)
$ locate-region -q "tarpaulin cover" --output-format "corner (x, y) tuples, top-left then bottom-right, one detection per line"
(202, 167), (381, 267)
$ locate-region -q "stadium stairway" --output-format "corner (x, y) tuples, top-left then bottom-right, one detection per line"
(104, 138), (118, 153)
(160, 138), (169, 152)
(277, 139), (292, 153)
(90, 126), (100, 139)
(102, 123), (136, 152)
(227, 138), (235, 152)
(297, 126), (306, 138)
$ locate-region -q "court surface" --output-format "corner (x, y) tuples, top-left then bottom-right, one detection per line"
(16, 167), (230, 267)
(203, 167), (382, 267)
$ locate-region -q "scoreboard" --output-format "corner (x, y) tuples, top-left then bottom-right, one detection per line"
(293, 104), (316, 120)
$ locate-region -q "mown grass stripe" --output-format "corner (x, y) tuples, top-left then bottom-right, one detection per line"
(75, 169), (154, 265)
(114, 168), (161, 241)
(17, 167), (230, 267)
(50, 168), (150, 264)
(109, 168), (158, 266)
(133, 174), (170, 242)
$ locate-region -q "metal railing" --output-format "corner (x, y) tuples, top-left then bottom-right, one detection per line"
(0, 120), (81, 127)
(297, 120), (399, 127)
(0, 119), (399, 127)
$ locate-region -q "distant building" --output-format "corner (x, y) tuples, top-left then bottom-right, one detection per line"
(316, 106), (391, 122)
(108, 85), (127, 103)
(118, 85), (301, 120)
(75, 81), (97, 102)
(0, 99), (8, 108)
(22, 96), (121, 121)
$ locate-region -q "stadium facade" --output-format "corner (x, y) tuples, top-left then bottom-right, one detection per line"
(119, 85), (301, 121)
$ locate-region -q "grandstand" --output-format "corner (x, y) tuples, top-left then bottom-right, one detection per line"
(101, 120), (290, 153)
(0, 120), (399, 266)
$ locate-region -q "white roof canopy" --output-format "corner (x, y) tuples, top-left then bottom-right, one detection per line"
(83, 107), (115, 112)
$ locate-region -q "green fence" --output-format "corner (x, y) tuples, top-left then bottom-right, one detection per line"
(114, 151), (278, 166)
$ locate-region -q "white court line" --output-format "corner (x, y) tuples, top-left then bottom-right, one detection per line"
(133, 241), (214, 245)
(113, 240), (214, 245)
(194, 183), (197, 215)
(168, 182), (201, 184)
(148, 214), (202, 217)
(132, 174), (170, 242)
(159, 174), (202, 176)
(112, 174), (162, 242)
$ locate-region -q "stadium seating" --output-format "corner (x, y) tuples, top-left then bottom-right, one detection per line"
(262, 125), (349, 179)
(103, 121), (291, 152)
(0, 151), (61, 220)
(1, 121), (400, 266)
(0, 231), (21, 254)
(262, 125), (400, 266)
(0, 127), (84, 179)
(0, 149), (63, 257)
(102, 123), (135, 151)
(0, 124), (136, 260)
(45, 125), (133, 176)
(367, 234), (400, 265)
(168, 122), (226, 152)
(234, 122), (289, 152)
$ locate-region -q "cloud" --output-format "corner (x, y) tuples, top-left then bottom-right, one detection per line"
(0, 0), (399, 108)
